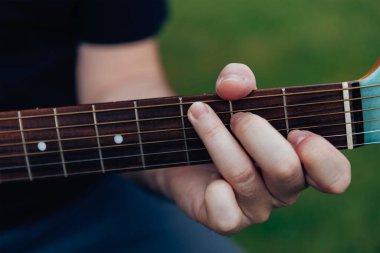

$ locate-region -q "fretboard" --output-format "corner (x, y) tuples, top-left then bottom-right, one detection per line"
(0, 82), (363, 183)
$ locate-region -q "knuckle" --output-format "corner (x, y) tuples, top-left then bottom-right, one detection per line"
(296, 134), (321, 160)
(274, 193), (300, 208)
(203, 122), (224, 141)
(229, 166), (256, 197)
(298, 139), (315, 161)
(275, 158), (301, 185)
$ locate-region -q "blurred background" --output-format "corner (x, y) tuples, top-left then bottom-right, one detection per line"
(159, 0), (380, 252)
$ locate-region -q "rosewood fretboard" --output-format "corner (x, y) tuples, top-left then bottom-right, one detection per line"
(0, 82), (363, 183)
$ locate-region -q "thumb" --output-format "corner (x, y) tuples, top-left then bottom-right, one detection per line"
(216, 63), (257, 101)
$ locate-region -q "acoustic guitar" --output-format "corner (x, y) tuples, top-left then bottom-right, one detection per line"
(1, 59), (379, 183)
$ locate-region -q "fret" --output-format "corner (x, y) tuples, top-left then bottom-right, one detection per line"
(53, 108), (68, 177)
(186, 138), (210, 162)
(342, 82), (354, 149)
(56, 105), (103, 175)
(281, 88), (290, 133)
(95, 100), (141, 172)
(21, 108), (65, 179)
(285, 83), (347, 148)
(18, 111), (33, 181)
(349, 81), (364, 146)
(229, 100), (233, 117)
(137, 96), (188, 168)
(232, 89), (286, 135)
(0, 112), (23, 181)
(134, 101), (146, 169)
(92, 105), (105, 173)
(179, 97), (190, 165)
(182, 94), (222, 164)
(0, 111), (31, 182)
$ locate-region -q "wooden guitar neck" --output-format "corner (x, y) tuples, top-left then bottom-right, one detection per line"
(0, 81), (367, 183)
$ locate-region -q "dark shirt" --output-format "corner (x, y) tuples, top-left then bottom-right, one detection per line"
(0, 0), (167, 230)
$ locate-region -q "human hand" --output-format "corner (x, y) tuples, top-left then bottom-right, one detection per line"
(162, 63), (351, 234)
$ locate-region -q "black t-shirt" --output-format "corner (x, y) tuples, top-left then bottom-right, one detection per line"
(0, 0), (167, 230)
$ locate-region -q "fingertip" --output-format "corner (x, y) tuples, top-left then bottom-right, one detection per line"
(289, 130), (352, 195)
(187, 101), (210, 121)
(216, 63), (257, 101)
(306, 169), (351, 195)
(287, 130), (312, 147)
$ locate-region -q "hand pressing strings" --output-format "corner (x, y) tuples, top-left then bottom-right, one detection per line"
(160, 63), (350, 234)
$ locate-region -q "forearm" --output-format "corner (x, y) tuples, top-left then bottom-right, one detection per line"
(78, 39), (174, 103)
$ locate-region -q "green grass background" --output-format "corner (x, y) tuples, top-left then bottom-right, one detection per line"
(159, 0), (380, 252)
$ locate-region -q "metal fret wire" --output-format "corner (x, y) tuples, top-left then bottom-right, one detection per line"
(281, 88), (290, 133)
(0, 102), (380, 150)
(0, 82), (378, 122)
(1, 92), (380, 136)
(179, 97), (191, 165)
(92, 104), (105, 173)
(134, 101), (146, 169)
(53, 108), (67, 177)
(17, 111), (32, 181)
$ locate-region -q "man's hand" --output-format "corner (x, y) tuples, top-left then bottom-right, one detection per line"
(162, 63), (351, 234)
(77, 39), (350, 234)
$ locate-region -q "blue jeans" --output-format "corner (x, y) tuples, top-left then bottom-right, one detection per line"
(0, 175), (243, 253)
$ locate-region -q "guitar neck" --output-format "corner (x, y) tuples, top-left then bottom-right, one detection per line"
(0, 81), (364, 183)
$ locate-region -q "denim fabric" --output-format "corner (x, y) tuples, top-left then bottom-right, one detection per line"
(0, 175), (243, 253)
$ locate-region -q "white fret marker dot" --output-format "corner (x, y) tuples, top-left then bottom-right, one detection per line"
(114, 135), (123, 144)
(37, 142), (47, 151)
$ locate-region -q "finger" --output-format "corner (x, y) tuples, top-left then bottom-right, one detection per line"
(216, 63), (257, 101)
(288, 130), (351, 194)
(204, 179), (247, 234)
(188, 102), (272, 219)
(231, 112), (305, 205)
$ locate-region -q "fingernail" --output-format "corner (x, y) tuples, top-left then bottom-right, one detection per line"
(288, 130), (307, 146)
(217, 75), (248, 87)
(188, 102), (209, 120)
(230, 112), (247, 131)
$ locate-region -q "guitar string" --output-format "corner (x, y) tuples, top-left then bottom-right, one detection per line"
(0, 147), (208, 171)
(0, 119), (378, 171)
(0, 82), (378, 122)
(0, 159), (215, 183)
(0, 92), (376, 135)
(0, 100), (378, 149)
(3, 139), (380, 183)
